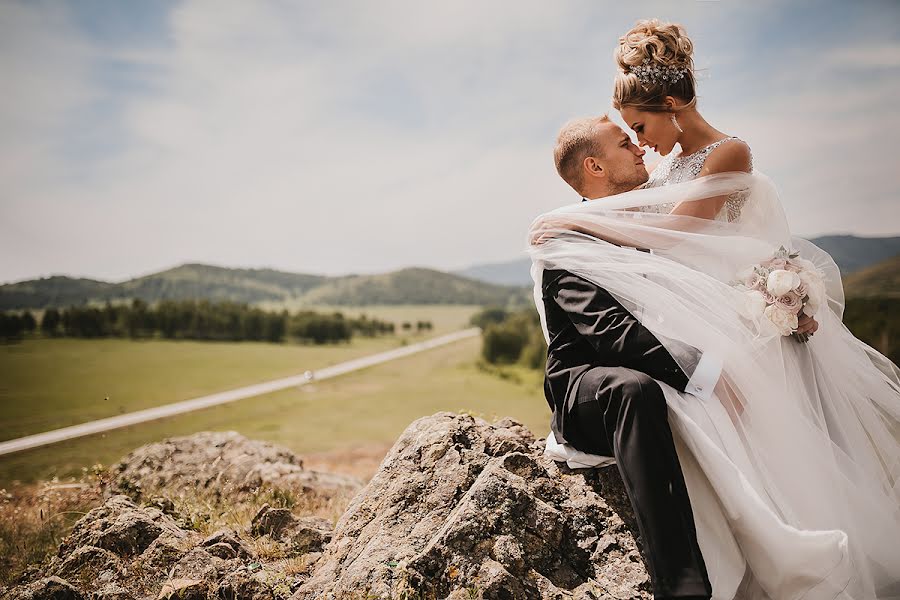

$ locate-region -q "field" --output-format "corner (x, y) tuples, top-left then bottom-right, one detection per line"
(0, 305), (550, 485)
(0, 305), (482, 442)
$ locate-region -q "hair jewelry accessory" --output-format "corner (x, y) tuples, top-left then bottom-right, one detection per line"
(629, 58), (690, 88)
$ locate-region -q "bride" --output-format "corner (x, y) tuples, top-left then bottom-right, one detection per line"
(529, 19), (900, 600)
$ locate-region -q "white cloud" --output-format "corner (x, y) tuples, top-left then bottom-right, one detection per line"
(0, 2), (97, 186)
(826, 42), (900, 69)
(709, 45), (900, 237)
(1, 1), (898, 285)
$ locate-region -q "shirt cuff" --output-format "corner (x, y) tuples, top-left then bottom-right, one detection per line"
(684, 351), (722, 401)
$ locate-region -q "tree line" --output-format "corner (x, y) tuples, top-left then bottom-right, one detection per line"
(0, 299), (434, 345)
(474, 297), (899, 369)
(841, 297), (898, 364)
(472, 306), (547, 369)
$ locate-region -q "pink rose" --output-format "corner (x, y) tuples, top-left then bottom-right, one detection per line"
(747, 274), (767, 290)
(775, 291), (803, 314)
(765, 304), (799, 336)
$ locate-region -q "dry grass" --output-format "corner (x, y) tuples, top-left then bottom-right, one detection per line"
(0, 465), (108, 586)
(0, 442), (381, 588)
(0, 466), (490, 599)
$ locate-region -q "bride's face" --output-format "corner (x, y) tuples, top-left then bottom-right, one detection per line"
(619, 106), (679, 156)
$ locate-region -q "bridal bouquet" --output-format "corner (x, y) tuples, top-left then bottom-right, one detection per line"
(733, 246), (827, 337)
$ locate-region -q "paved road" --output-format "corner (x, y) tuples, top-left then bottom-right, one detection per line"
(0, 327), (481, 457)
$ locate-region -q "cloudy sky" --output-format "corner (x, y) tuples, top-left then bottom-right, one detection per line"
(2, 0), (899, 284)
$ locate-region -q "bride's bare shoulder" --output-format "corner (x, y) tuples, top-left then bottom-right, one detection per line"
(700, 138), (752, 176)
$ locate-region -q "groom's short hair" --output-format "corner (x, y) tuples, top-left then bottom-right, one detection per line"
(554, 114), (610, 194)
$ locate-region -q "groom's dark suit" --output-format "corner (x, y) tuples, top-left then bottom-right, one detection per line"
(542, 266), (716, 599)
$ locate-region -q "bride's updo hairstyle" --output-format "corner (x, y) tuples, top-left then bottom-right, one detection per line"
(613, 19), (697, 113)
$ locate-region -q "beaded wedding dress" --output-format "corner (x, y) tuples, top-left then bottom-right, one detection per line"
(637, 135), (752, 222)
(533, 139), (900, 600)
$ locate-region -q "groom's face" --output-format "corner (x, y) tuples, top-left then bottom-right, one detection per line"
(594, 123), (649, 192)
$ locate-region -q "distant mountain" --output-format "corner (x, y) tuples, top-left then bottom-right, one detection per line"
(300, 267), (528, 306)
(805, 235), (900, 275)
(456, 235), (900, 287)
(453, 258), (535, 287)
(5, 234), (896, 311)
(0, 263), (531, 310)
(843, 255), (900, 298)
(0, 275), (120, 311)
(115, 263), (328, 303)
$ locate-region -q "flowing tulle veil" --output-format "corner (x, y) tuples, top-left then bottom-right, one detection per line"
(526, 171), (900, 600)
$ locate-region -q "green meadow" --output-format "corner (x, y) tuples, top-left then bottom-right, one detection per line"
(0, 305), (482, 442)
(0, 304), (550, 485)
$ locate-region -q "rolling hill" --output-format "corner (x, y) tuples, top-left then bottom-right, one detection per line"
(4, 234), (896, 311)
(298, 267), (529, 306)
(842, 255), (900, 298)
(806, 235), (900, 275)
(0, 264), (531, 310)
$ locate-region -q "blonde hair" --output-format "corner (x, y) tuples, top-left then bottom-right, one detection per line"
(553, 114), (611, 194)
(612, 19), (697, 113)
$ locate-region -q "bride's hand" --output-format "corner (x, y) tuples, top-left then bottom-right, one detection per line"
(793, 313), (819, 343)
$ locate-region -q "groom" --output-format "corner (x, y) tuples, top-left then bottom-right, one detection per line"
(543, 114), (716, 599)
(543, 115), (818, 600)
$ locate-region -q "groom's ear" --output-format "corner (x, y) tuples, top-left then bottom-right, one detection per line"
(584, 157), (604, 178)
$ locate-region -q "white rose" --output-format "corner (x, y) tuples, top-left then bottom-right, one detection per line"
(765, 304), (798, 336)
(744, 290), (768, 319)
(792, 257), (818, 273)
(736, 265), (756, 281)
(803, 297), (820, 317)
(799, 271), (826, 306)
(798, 265), (825, 286)
(766, 269), (801, 296)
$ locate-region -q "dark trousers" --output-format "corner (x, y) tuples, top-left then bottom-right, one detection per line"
(567, 366), (712, 600)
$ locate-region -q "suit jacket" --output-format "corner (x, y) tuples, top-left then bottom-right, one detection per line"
(541, 267), (715, 447)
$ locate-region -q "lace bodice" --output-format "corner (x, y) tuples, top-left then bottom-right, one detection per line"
(636, 136), (753, 222)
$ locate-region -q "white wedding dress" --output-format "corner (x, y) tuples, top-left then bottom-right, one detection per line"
(534, 140), (900, 600)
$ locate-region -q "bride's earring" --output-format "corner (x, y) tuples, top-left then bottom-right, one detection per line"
(671, 114), (683, 133)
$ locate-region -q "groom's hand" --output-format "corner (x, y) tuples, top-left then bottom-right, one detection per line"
(529, 217), (582, 245)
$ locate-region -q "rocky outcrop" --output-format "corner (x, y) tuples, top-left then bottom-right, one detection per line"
(250, 504), (333, 555)
(5, 493), (317, 600)
(293, 412), (649, 599)
(110, 431), (363, 502)
(6, 414), (649, 600)
(7, 577), (84, 600)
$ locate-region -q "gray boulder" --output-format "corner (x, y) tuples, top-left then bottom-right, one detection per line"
(110, 431), (363, 502)
(6, 494), (305, 600)
(294, 411), (650, 599)
(250, 504), (334, 556)
(6, 577), (84, 600)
